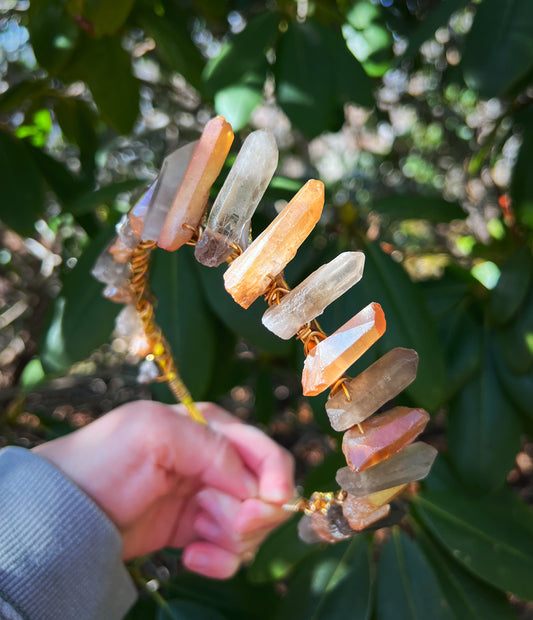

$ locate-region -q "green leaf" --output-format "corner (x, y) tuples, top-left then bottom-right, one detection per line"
(0, 130), (45, 236)
(54, 97), (98, 175)
(275, 20), (372, 139)
(248, 516), (318, 583)
(489, 246), (533, 325)
(495, 348), (533, 424)
(158, 600), (226, 620)
(415, 522), (517, 620)
(137, 2), (205, 91)
(371, 195), (465, 223)
(329, 241), (446, 411)
(401, 0), (467, 61)
(496, 283), (533, 375)
(68, 179), (147, 215)
(40, 234), (120, 372)
(196, 262), (292, 357)
(440, 302), (482, 400)
(413, 489), (533, 600)
(202, 12), (280, 96)
(0, 79), (49, 115)
(151, 246), (215, 400)
(462, 0), (533, 98)
(67, 35), (139, 134)
(343, 0), (394, 77)
(167, 570), (277, 620)
(376, 528), (452, 620)
(67, 0), (134, 37)
(24, 142), (85, 205)
(28, 0), (79, 75)
(447, 331), (521, 490)
(279, 537), (372, 620)
(214, 79), (264, 132)
(511, 122), (533, 229)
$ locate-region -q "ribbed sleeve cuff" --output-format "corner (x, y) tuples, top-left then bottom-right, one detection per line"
(0, 447), (137, 620)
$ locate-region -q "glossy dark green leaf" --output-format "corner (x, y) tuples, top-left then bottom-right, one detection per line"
(67, 35), (139, 134)
(415, 521), (516, 620)
(462, 0), (533, 98)
(402, 0), (467, 61)
(214, 81), (263, 132)
(196, 262), (292, 356)
(279, 537), (371, 620)
(496, 284), (533, 375)
(248, 516), (318, 583)
(167, 569), (277, 620)
(495, 350), (533, 424)
(440, 302), (482, 400)
(447, 332), (521, 490)
(158, 600), (226, 620)
(67, 0), (134, 37)
(137, 2), (205, 91)
(371, 195), (465, 223)
(68, 179), (147, 215)
(511, 122), (533, 229)
(40, 234), (119, 372)
(275, 20), (371, 139)
(28, 0), (79, 74)
(414, 489), (533, 600)
(24, 142), (84, 205)
(151, 246), (215, 400)
(328, 241), (445, 411)
(55, 97), (98, 175)
(376, 528), (452, 620)
(0, 79), (49, 114)
(489, 246), (533, 325)
(0, 130), (45, 236)
(202, 12), (280, 96)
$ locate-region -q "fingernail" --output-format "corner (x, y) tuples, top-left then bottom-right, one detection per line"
(185, 549), (209, 571)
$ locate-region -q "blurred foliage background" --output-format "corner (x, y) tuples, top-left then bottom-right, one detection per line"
(1, 0), (533, 617)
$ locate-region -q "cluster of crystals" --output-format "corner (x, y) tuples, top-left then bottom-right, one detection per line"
(92, 115), (437, 542)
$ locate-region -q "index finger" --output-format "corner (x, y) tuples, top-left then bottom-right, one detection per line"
(189, 403), (295, 505)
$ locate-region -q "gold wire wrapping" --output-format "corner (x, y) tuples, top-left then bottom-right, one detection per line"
(129, 240), (207, 425)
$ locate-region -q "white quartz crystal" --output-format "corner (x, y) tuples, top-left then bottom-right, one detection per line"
(262, 252), (365, 339)
(194, 129), (279, 266)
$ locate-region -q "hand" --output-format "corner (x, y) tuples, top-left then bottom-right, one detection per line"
(33, 401), (295, 578)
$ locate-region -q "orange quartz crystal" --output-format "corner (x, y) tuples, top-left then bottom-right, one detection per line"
(342, 406), (430, 472)
(341, 485), (405, 531)
(301, 302), (386, 396)
(224, 180), (324, 308)
(158, 116), (234, 251)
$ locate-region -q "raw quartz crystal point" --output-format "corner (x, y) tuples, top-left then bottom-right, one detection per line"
(141, 141), (198, 242)
(336, 442), (438, 497)
(158, 116), (234, 251)
(326, 347), (419, 431)
(92, 245), (130, 290)
(195, 129), (279, 267)
(342, 406), (430, 472)
(301, 302), (386, 396)
(341, 485), (405, 531)
(129, 179), (158, 237)
(109, 215), (140, 263)
(262, 252), (365, 339)
(224, 180), (324, 309)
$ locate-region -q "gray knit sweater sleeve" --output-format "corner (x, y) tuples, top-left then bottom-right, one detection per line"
(0, 447), (137, 620)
